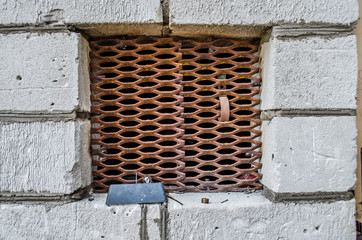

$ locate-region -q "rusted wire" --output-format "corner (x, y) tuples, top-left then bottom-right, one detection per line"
(90, 36), (262, 193)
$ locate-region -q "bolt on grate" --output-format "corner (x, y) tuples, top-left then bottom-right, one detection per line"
(90, 36), (262, 193)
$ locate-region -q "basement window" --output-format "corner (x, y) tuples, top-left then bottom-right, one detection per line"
(90, 36), (262, 193)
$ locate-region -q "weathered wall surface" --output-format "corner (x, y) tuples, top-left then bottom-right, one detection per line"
(262, 116), (356, 193)
(0, 120), (90, 194)
(169, 0), (358, 26)
(0, 193), (356, 240)
(261, 33), (357, 110)
(0, 32), (89, 114)
(260, 27), (358, 201)
(0, 0), (163, 36)
(0, 0), (358, 239)
(169, 0), (358, 37)
(0, 30), (91, 197)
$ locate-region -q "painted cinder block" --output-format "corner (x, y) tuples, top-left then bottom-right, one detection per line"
(261, 33), (357, 110)
(167, 192), (355, 240)
(0, 31), (90, 114)
(0, 195), (142, 240)
(144, 204), (164, 240)
(0, 0), (163, 36)
(0, 193), (355, 239)
(0, 120), (91, 195)
(261, 116), (356, 193)
(169, 0), (358, 36)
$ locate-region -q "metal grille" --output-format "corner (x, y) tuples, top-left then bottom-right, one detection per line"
(180, 39), (262, 192)
(90, 37), (262, 193)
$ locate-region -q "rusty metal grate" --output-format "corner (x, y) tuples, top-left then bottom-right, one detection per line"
(90, 36), (262, 193)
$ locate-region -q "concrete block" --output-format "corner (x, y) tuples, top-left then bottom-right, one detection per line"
(0, 193), (355, 239)
(0, 120), (91, 195)
(261, 116), (357, 193)
(167, 192), (355, 240)
(169, 0), (358, 37)
(261, 33), (357, 110)
(0, 0), (163, 36)
(144, 204), (164, 240)
(0, 194), (142, 240)
(0, 31), (90, 114)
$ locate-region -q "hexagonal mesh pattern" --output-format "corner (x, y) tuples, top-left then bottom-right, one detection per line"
(180, 39), (262, 192)
(90, 36), (262, 193)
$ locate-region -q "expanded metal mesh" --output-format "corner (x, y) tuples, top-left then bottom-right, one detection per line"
(90, 36), (262, 193)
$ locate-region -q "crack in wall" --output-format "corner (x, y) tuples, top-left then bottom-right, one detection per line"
(160, 0), (171, 36)
(263, 187), (354, 203)
(273, 26), (355, 41)
(0, 111), (90, 122)
(160, 203), (168, 240)
(140, 204), (149, 240)
(261, 109), (356, 121)
(0, 185), (92, 203)
(139, 203), (168, 240)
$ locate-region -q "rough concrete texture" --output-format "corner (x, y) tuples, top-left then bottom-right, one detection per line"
(0, 195), (143, 240)
(0, 120), (91, 195)
(261, 33), (358, 110)
(167, 192), (355, 240)
(144, 204), (164, 240)
(169, 0), (358, 37)
(261, 116), (357, 193)
(0, 0), (162, 36)
(0, 193), (355, 240)
(0, 31), (90, 114)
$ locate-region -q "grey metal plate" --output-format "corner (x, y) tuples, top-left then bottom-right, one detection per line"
(106, 183), (167, 205)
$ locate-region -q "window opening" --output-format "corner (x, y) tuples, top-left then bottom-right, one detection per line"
(90, 36), (262, 193)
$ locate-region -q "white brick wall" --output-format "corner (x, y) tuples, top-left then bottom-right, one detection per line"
(261, 33), (358, 110)
(0, 32), (90, 114)
(0, 195), (142, 240)
(0, 0), (358, 239)
(0, 193), (355, 240)
(0, 0), (163, 36)
(0, 120), (91, 194)
(169, 0), (358, 37)
(0, 0), (162, 26)
(169, 0), (358, 26)
(167, 193), (355, 240)
(261, 116), (357, 193)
